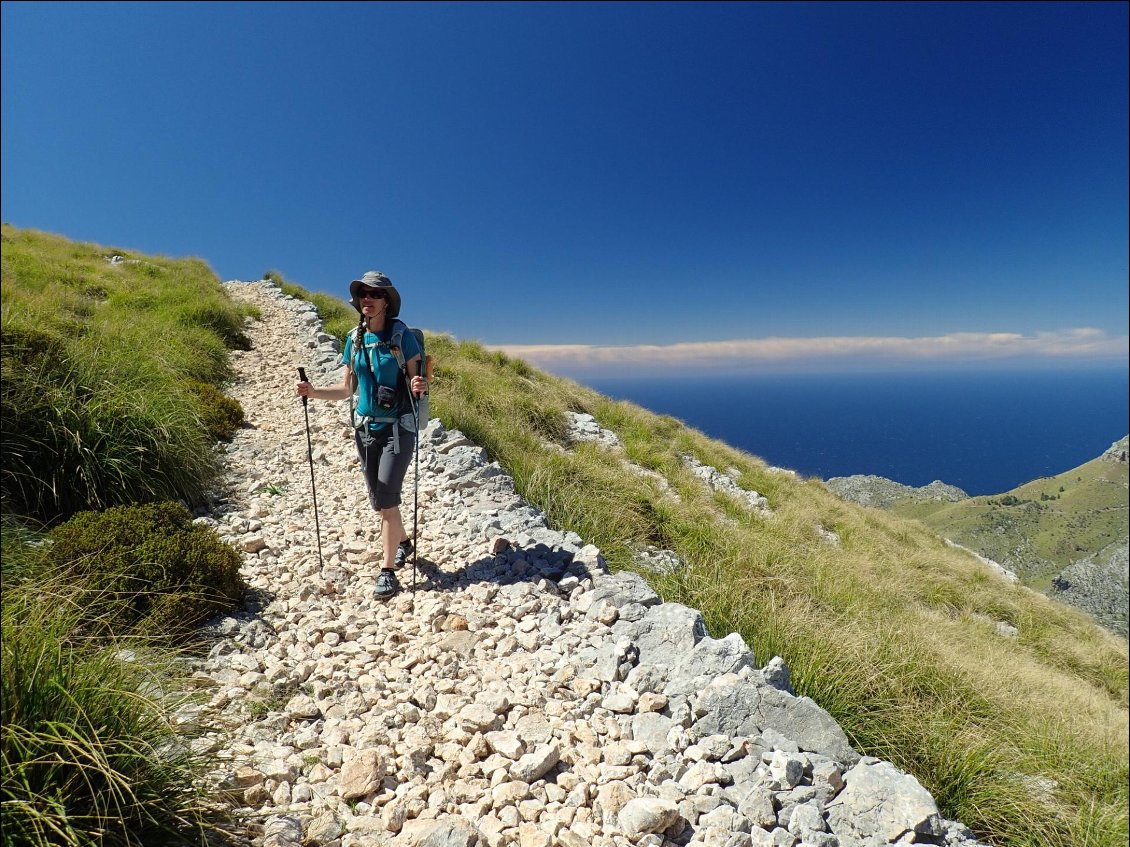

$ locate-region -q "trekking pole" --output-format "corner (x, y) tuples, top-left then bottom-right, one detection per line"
(412, 395), (421, 598)
(410, 354), (432, 598)
(405, 365), (420, 600)
(391, 340), (423, 600)
(297, 367), (324, 569)
(410, 417), (419, 599)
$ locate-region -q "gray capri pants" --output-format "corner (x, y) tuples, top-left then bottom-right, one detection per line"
(354, 425), (414, 510)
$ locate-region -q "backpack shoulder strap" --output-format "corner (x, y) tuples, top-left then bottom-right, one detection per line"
(388, 320), (426, 367)
(388, 318), (406, 342)
(387, 319), (409, 370)
(408, 328), (426, 361)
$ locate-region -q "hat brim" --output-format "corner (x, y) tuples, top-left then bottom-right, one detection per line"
(349, 278), (401, 318)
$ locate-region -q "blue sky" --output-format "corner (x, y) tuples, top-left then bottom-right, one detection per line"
(3, 1), (1127, 375)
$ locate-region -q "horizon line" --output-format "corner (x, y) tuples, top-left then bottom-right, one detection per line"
(487, 328), (1129, 374)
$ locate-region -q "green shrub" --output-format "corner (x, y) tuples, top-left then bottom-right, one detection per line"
(188, 380), (245, 442)
(43, 501), (244, 640)
(178, 302), (251, 351)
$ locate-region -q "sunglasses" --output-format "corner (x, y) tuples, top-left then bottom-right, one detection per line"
(358, 288), (386, 300)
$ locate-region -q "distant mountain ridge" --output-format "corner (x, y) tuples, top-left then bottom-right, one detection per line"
(823, 476), (969, 510)
(827, 436), (1130, 638)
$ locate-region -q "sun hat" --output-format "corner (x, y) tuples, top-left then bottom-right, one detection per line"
(349, 271), (401, 317)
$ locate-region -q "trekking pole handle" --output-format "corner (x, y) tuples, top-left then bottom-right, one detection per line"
(410, 356), (432, 397)
(297, 367), (309, 406)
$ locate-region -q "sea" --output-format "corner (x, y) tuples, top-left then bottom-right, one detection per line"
(579, 367), (1129, 497)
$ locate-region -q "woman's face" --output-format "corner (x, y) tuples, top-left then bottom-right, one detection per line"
(358, 287), (388, 319)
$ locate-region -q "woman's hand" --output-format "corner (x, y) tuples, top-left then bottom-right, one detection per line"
(410, 375), (428, 396)
(296, 380), (313, 399)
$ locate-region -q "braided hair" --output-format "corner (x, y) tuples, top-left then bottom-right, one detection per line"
(351, 315), (366, 391)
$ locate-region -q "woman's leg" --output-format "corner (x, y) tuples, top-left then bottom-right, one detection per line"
(370, 430), (415, 570)
(381, 506), (407, 569)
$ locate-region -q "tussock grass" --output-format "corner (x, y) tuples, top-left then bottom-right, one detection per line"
(1, 225), (251, 525)
(1, 555), (228, 846)
(425, 334), (1129, 847)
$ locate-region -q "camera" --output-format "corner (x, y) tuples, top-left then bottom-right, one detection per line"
(376, 385), (398, 409)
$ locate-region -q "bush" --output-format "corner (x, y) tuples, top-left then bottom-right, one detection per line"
(178, 302), (252, 351)
(43, 501), (245, 640)
(188, 380), (245, 442)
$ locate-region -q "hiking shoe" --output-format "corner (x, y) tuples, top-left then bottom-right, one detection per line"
(374, 569), (400, 601)
(394, 539), (414, 568)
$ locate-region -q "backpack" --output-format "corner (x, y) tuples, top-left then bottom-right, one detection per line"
(389, 321), (431, 432)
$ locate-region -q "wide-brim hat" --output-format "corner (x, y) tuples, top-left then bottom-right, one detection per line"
(349, 271), (401, 318)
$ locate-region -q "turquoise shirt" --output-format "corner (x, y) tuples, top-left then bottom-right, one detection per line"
(342, 323), (422, 429)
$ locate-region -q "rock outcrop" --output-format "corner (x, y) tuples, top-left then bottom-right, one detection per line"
(823, 476), (968, 510)
(1100, 435), (1128, 464)
(189, 279), (986, 846)
(1051, 540), (1130, 638)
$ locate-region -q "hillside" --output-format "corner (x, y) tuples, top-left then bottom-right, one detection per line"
(830, 439), (1129, 637)
(3, 226), (1128, 847)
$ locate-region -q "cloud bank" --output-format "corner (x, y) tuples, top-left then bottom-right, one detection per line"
(492, 328), (1129, 376)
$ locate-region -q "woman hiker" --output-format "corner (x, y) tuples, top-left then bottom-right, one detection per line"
(296, 271), (428, 600)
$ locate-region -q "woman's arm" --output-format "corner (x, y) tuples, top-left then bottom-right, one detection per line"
(297, 367), (355, 401)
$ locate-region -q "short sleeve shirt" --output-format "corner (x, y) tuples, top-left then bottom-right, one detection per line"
(342, 323), (422, 426)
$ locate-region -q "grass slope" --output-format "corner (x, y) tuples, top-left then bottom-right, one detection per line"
(1, 223), (250, 524)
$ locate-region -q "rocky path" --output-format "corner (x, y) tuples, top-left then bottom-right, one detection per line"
(189, 280), (983, 847)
